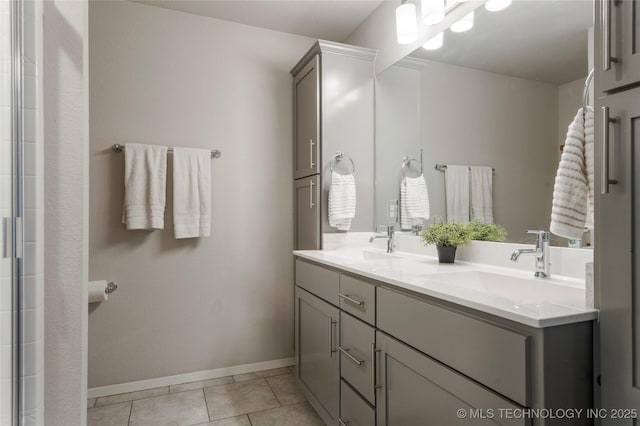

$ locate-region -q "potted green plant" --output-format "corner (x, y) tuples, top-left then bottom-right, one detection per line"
(467, 220), (507, 242)
(420, 220), (471, 263)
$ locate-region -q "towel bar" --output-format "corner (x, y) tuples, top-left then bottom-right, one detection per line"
(112, 144), (221, 159)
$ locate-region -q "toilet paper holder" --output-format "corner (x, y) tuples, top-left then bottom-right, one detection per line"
(105, 282), (118, 294)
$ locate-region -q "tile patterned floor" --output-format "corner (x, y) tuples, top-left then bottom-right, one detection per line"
(87, 367), (324, 426)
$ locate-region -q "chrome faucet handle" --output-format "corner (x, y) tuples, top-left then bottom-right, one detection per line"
(527, 230), (550, 238)
(376, 224), (394, 235)
(527, 230), (549, 247)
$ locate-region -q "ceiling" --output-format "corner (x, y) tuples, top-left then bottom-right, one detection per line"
(410, 0), (593, 85)
(134, 0), (385, 42)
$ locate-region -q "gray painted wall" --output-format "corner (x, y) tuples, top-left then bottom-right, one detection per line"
(44, 0), (89, 424)
(88, 1), (313, 387)
(418, 61), (559, 242)
(558, 77), (586, 149)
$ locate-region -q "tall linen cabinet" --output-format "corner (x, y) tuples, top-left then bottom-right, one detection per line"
(291, 41), (376, 249)
(595, 0), (640, 420)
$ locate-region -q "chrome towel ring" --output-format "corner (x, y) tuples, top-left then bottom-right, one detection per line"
(401, 156), (422, 178)
(330, 151), (356, 175)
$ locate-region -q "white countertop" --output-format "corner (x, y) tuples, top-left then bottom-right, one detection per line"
(293, 248), (598, 328)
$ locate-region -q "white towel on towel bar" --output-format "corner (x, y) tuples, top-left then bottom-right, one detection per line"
(173, 147), (211, 239)
(328, 171), (356, 231)
(550, 108), (592, 240)
(445, 165), (470, 223)
(121, 143), (168, 230)
(470, 166), (494, 223)
(400, 174), (430, 230)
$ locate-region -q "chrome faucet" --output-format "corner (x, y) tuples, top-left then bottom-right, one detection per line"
(369, 225), (396, 253)
(511, 230), (550, 278)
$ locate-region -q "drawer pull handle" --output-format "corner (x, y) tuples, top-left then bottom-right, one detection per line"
(601, 106), (619, 194)
(338, 419), (350, 426)
(602, 0), (619, 71)
(338, 346), (364, 366)
(310, 139), (316, 169)
(372, 344), (382, 394)
(309, 180), (315, 209)
(329, 319), (337, 357)
(338, 293), (364, 306)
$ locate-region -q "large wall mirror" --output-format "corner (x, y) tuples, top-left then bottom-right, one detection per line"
(374, 0), (594, 246)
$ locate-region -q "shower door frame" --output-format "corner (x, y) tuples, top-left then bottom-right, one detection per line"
(8, 0), (24, 424)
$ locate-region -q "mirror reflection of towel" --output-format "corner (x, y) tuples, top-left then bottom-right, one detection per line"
(400, 174), (430, 230)
(445, 165), (470, 223)
(470, 166), (493, 223)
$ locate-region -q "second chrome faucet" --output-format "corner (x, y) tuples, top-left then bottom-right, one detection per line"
(370, 225), (396, 253)
(511, 230), (550, 278)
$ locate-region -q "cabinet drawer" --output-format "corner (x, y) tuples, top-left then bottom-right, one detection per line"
(376, 331), (527, 426)
(377, 287), (530, 406)
(339, 274), (376, 325)
(340, 312), (375, 405)
(340, 380), (375, 426)
(296, 259), (339, 305)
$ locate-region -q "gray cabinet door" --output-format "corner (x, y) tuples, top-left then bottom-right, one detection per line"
(375, 331), (526, 426)
(294, 175), (320, 250)
(596, 85), (640, 422)
(596, 0), (640, 92)
(295, 287), (339, 424)
(294, 55), (320, 179)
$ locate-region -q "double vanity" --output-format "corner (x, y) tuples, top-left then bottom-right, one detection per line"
(293, 247), (597, 425)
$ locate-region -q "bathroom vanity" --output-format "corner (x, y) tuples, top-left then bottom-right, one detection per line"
(293, 249), (597, 426)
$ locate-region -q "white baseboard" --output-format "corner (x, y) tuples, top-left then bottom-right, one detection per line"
(87, 357), (295, 399)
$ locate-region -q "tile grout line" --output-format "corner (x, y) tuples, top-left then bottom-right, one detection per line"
(127, 400), (133, 426)
(263, 377), (283, 407)
(246, 401), (310, 420)
(201, 388), (211, 422)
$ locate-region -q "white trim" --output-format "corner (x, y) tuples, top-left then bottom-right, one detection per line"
(87, 357), (295, 399)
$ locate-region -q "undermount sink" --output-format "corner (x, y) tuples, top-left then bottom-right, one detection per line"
(420, 270), (585, 310)
(323, 249), (397, 262)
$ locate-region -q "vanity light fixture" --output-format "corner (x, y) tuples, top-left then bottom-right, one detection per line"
(450, 10), (474, 32)
(396, 0), (418, 44)
(422, 32), (444, 50)
(421, 0), (445, 25)
(485, 0), (512, 12)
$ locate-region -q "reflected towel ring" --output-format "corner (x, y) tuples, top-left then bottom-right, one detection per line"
(330, 151), (356, 175)
(401, 156), (423, 178)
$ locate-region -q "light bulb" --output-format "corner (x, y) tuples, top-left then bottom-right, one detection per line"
(396, 1), (418, 44)
(421, 0), (445, 25)
(450, 10), (474, 32)
(422, 32), (444, 50)
(485, 0), (512, 12)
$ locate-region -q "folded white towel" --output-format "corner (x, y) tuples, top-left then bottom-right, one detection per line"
(328, 171), (356, 231)
(400, 174), (430, 230)
(173, 147), (211, 239)
(121, 143), (168, 230)
(550, 108), (590, 240)
(470, 166), (493, 223)
(445, 165), (470, 223)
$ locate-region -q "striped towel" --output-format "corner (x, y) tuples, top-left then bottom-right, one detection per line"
(550, 107), (592, 239)
(328, 171), (356, 231)
(400, 174), (430, 230)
